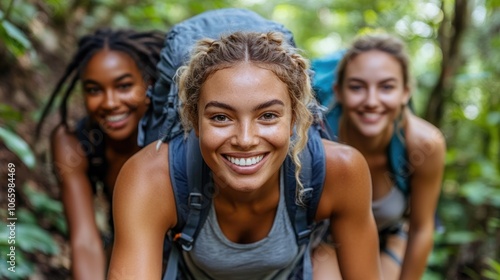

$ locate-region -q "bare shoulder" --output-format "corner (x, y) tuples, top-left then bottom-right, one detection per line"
(50, 124), (88, 174)
(115, 140), (171, 198)
(50, 123), (78, 147)
(322, 139), (369, 177)
(113, 140), (175, 229)
(405, 113), (446, 165)
(316, 139), (372, 219)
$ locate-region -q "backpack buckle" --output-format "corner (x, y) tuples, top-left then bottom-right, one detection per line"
(174, 232), (194, 251)
(188, 193), (203, 209)
(297, 228), (312, 245)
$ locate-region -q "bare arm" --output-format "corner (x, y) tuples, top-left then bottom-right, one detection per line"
(400, 116), (446, 280)
(108, 142), (176, 279)
(316, 141), (382, 279)
(51, 125), (105, 280)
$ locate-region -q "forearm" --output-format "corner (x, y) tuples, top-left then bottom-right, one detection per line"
(71, 239), (106, 280)
(399, 226), (434, 280)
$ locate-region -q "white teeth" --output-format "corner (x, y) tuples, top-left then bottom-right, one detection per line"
(362, 112), (380, 120)
(106, 113), (129, 122)
(226, 155), (264, 166)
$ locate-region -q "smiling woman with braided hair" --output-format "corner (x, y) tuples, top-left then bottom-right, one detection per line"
(36, 28), (164, 279)
(108, 31), (381, 280)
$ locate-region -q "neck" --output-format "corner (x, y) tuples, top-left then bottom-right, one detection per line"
(213, 170), (280, 209)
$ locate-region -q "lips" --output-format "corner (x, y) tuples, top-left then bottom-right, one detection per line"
(358, 111), (383, 123)
(102, 112), (130, 129)
(106, 113), (129, 122)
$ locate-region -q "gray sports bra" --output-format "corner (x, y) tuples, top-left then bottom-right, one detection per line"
(372, 186), (407, 231)
(182, 169), (303, 280)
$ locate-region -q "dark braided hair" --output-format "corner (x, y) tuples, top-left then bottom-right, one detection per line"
(36, 28), (164, 137)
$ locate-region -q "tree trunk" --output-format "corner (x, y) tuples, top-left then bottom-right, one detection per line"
(424, 0), (471, 127)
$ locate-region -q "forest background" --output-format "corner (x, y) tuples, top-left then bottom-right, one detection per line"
(0, 0), (499, 279)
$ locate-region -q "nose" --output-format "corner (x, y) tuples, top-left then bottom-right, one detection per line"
(365, 86), (379, 107)
(231, 121), (259, 150)
(102, 89), (119, 110)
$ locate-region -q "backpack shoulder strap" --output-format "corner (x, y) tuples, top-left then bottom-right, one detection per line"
(165, 131), (212, 279)
(168, 131), (212, 250)
(283, 124), (327, 246)
(75, 117), (107, 193)
(388, 125), (410, 196)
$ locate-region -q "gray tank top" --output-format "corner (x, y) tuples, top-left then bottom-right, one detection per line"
(372, 186), (407, 231)
(182, 169), (303, 280)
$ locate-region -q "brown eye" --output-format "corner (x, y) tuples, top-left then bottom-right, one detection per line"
(211, 115), (229, 122)
(117, 83), (133, 91)
(260, 112), (278, 121)
(84, 87), (101, 95)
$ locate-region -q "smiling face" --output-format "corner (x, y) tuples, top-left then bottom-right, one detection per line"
(336, 50), (410, 138)
(81, 49), (150, 141)
(196, 63), (293, 193)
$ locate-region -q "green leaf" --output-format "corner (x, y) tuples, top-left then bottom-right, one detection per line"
(1, 20), (31, 49)
(23, 184), (63, 214)
(0, 126), (35, 169)
(0, 104), (22, 122)
(460, 181), (491, 205)
(15, 224), (59, 254)
(0, 250), (34, 279)
(444, 231), (483, 244)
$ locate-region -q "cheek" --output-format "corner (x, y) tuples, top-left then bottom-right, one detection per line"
(84, 96), (100, 112)
(380, 95), (404, 110)
(343, 95), (364, 109)
(123, 89), (148, 107)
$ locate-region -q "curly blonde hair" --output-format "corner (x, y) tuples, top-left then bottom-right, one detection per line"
(178, 31), (314, 204)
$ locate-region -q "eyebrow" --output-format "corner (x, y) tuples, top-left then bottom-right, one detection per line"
(83, 73), (133, 85)
(204, 99), (285, 111)
(347, 77), (397, 84)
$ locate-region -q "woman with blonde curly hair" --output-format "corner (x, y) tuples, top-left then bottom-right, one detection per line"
(109, 31), (381, 279)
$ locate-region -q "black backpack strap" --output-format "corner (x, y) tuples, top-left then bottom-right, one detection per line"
(284, 125), (327, 279)
(165, 131), (212, 279)
(173, 131), (212, 251)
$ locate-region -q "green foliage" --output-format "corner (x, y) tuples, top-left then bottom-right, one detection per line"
(0, 182), (65, 279)
(0, 8), (32, 57)
(1, 0), (500, 278)
(483, 258), (500, 280)
(23, 184), (67, 234)
(0, 127), (35, 169)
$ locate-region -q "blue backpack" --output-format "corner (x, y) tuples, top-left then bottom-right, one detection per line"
(136, 8), (333, 280)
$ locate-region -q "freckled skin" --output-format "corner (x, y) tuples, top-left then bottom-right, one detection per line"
(196, 63), (293, 196)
